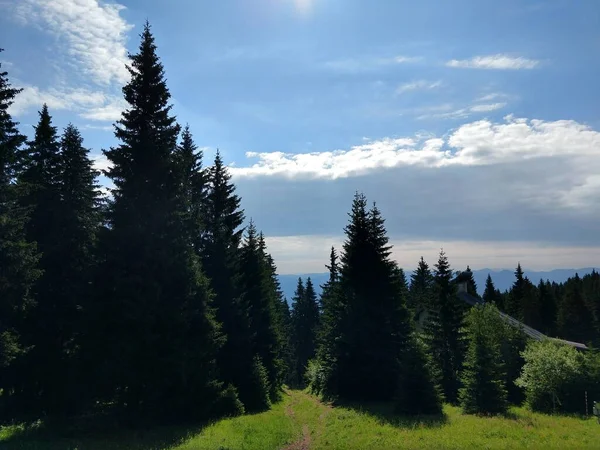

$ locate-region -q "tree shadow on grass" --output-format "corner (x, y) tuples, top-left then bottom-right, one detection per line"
(0, 413), (210, 450)
(335, 400), (448, 430)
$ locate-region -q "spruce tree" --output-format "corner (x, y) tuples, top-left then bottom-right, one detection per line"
(463, 266), (479, 298)
(314, 247), (343, 396)
(459, 304), (508, 415)
(172, 125), (207, 249)
(199, 151), (270, 411)
(16, 104), (66, 413)
(238, 222), (284, 402)
(324, 195), (440, 412)
(290, 278), (305, 386)
(0, 54), (41, 414)
(538, 279), (557, 336)
(291, 277), (320, 387)
(483, 274), (500, 306)
(94, 22), (235, 420)
(409, 257), (434, 320)
(558, 275), (595, 344)
(505, 263), (525, 318)
(36, 123), (101, 415)
(424, 249), (465, 404)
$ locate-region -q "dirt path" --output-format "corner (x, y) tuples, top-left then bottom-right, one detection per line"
(280, 390), (331, 450)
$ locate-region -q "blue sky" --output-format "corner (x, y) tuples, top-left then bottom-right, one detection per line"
(2, 0), (600, 273)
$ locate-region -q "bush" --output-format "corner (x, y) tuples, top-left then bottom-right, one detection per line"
(516, 340), (600, 414)
(458, 305), (508, 415)
(305, 359), (327, 396)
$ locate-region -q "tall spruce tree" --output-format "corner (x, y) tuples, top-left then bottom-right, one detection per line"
(258, 232), (287, 398)
(16, 105), (67, 413)
(483, 274), (501, 307)
(238, 222), (284, 402)
(505, 263), (525, 318)
(323, 195), (440, 413)
(291, 277), (320, 387)
(314, 247), (343, 396)
(459, 305), (508, 415)
(463, 266), (479, 298)
(0, 54), (41, 414)
(36, 124), (101, 415)
(94, 23), (235, 420)
(409, 257), (434, 320)
(200, 151), (269, 411)
(424, 249), (465, 404)
(173, 125), (207, 249)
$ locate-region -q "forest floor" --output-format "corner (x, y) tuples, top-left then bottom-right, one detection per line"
(1, 389), (598, 449)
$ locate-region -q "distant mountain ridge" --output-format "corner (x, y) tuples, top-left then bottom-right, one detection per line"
(278, 268), (598, 303)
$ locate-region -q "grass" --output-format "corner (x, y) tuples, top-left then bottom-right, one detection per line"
(1, 390), (598, 449)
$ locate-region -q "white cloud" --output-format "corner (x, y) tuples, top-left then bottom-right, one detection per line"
(396, 80), (442, 95)
(9, 84), (126, 122)
(476, 92), (507, 102)
(231, 115), (600, 214)
(11, 0), (133, 86)
(323, 55), (421, 73)
(91, 153), (113, 172)
(417, 102), (507, 120)
(469, 102), (507, 112)
(446, 54), (540, 70)
(266, 235), (600, 274)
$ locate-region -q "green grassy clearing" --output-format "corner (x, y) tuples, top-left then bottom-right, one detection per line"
(1, 390), (598, 449)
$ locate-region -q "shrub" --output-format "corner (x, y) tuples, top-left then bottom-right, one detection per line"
(305, 359), (327, 396)
(515, 340), (600, 414)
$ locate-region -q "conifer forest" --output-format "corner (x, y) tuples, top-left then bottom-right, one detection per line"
(1, 22), (600, 449)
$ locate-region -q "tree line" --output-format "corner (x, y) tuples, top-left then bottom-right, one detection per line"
(2, 22), (600, 426)
(0, 25), (292, 423)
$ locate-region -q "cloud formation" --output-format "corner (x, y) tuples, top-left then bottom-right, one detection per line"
(12, 0), (132, 86)
(231, 115), (600, 254)
(7, 0), (132, 121)
(396, 80), (442, 95)
(10, 85), (126, 121)
(323, 55), (421, 73)
(446, 54), (540, 70)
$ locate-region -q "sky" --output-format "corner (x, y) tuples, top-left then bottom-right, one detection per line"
(2, 0), (600, 274)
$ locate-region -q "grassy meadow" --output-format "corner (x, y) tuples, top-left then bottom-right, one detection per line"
(1, 389), (598, 450)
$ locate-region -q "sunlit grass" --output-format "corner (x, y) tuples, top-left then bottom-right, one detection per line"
(1, 390), (598, 449)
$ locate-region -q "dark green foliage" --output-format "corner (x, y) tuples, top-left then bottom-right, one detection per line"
(459, 305), (508, 415)
(499, 321), (527, 405)
(423, 250), (465, 404)
(538, 280), (557, 336)
(312, 247), (343, 396)
(558, 274), (595, 345)
(394, 336), (443, 415)
(172, 125), (207, 249)
(409, 257), (433, 321)
(317, 194), (440, 414)
(0, 55), (41, 415)
(238, 223), (284, 402)
(92, 23), (232, 420)
(504, 264), (525, 317)
(482, 274), (502, 308)
(291, 277), (320, 387)
(14, 105), (70, 414)
(200, 151), (270, 412)
(516, 340), (600, 414)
